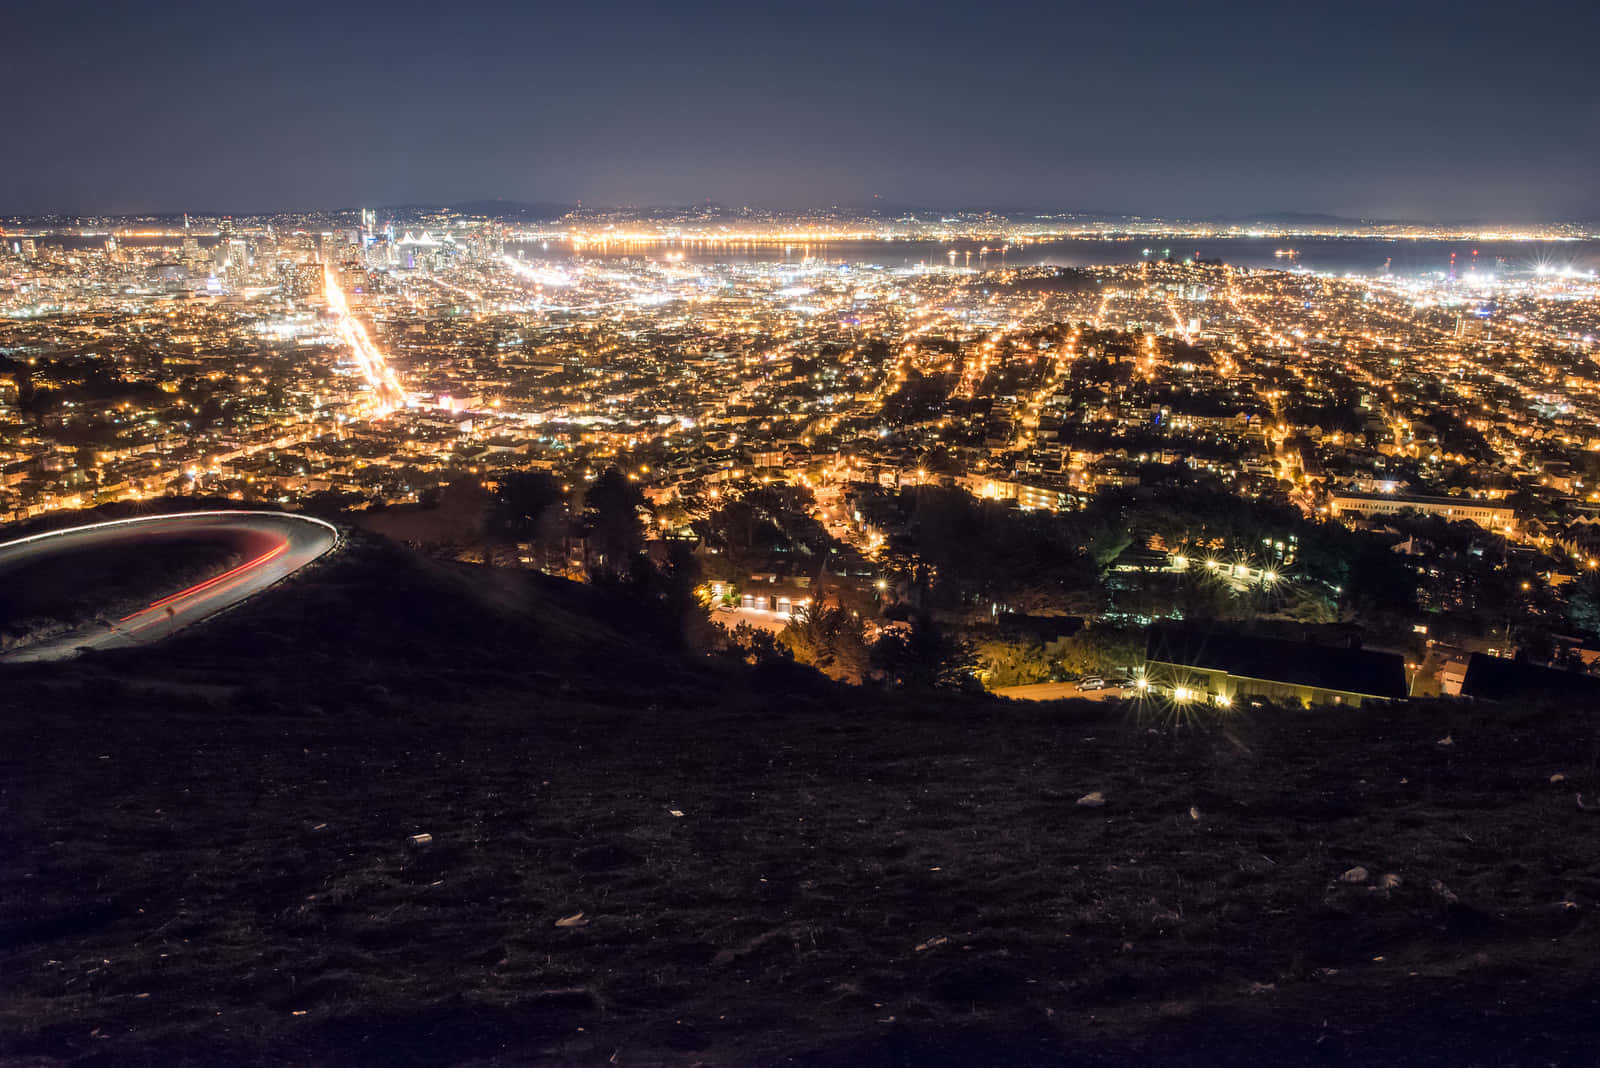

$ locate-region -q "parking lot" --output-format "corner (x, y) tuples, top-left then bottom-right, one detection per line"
(992, 681), (1132, 702)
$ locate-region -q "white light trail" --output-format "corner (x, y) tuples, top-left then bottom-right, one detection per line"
(324, 264), (406, 414)
(0, 510), (341, 553)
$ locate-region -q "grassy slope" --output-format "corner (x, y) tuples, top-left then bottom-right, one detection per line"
(3, 535), (1600, 1065)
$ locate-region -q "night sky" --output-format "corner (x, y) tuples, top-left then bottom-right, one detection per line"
(8, 0), (1598, 220)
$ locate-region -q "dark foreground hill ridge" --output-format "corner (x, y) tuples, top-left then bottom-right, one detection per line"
(3, 531), (1600, 1065)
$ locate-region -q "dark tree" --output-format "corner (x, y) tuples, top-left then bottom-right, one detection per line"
(870, 615), (977, 691)
(1566, 574), (1600, 640)
(582, 467), (646, 581)
(491, 471), (562, 541)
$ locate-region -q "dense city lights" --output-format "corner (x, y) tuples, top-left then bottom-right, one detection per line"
(3, 209), (1599, 538)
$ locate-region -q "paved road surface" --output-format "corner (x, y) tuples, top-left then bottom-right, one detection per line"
(0, 511), (339, 662)
(993, 681), (1130, 702)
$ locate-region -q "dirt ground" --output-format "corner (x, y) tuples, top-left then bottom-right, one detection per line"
(4, 541), (1600, 1065)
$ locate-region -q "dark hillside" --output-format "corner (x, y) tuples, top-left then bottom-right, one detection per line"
(4, 533), (1600, 1064)
(1, 538), (246, 652)
(68, 529), (698, 708)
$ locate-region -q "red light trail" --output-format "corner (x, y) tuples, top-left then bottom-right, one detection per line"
(119, 540), (289, 624)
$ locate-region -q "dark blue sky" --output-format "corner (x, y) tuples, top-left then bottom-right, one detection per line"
(8, 0), (1598, 219)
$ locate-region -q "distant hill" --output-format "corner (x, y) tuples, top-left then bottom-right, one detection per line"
(373, 200), (579, 221)
(1208, 210), (1408, 228)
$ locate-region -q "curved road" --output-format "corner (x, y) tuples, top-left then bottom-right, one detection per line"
(0, 511), (339, 663)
